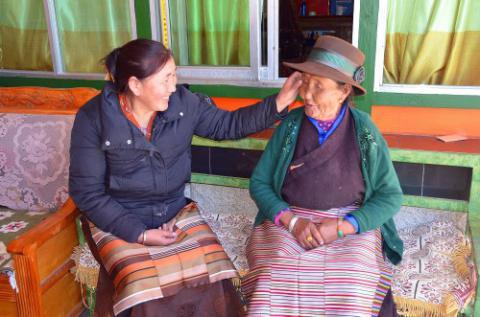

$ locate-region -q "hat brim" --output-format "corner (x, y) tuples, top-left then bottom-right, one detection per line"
(283, 60), (366, 96)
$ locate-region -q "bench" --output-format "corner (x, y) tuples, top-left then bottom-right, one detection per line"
(0, 87), (98, 317)
(0, 87), (477, 316)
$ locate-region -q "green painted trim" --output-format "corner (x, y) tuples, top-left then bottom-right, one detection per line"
(86, 287), (96, 317)
(390, 148), (480, 167)
(402, 195), (468, 212)
(468, 161), (480, 316)
(192, 136), (267, 150)
(75, 217), (85, 246)
(0, 77), (104, 88)
(191, 173), (249, 188)
(135, 0), (152, 39)
(189, 85), (280, 98)
(367, 93), (480, 110)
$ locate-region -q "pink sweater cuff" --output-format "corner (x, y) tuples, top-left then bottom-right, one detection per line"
(274, 208), (290, 226)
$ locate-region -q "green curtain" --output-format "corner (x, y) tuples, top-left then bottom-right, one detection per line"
(54, 0), (133, 73)
(169, 0), (250, 66)
(0, 0), (52, 71)
(384, 0), (480, 86)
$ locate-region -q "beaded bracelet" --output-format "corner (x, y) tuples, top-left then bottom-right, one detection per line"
(337, 217), (344, 238)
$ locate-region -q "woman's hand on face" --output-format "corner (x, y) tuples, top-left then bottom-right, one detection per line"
(275, 71), (303, 112)
(291, 217), (324, 250)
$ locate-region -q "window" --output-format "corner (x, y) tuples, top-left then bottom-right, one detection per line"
(153, 0), (359, 85)
(277, 0), (356, 77)
(0, 0), (52, 71)
(168, 0), (250, 67)
(152, 0), (260, 82)
(374, 0), (480, 95)
(0, 0), (136, 78)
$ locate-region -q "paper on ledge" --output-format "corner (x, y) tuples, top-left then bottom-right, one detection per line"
(436, 134), (468, 143)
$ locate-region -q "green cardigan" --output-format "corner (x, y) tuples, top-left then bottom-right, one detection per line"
(249, 107), (404, 265)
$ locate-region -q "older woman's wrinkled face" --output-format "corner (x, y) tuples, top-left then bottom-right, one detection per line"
(299, 73), (351, 120)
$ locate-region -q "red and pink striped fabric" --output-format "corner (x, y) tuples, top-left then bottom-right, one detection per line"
(243, 204), (392, 317)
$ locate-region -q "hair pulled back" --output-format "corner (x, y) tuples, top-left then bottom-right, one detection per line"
(103, 39), (173, 93)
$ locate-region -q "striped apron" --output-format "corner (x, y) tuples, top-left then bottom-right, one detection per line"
(242, 204), (392, 317)
(89, 203), (239, 316)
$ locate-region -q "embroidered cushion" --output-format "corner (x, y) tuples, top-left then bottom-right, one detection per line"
(190, 183), (256, 272)
(0, 114), (74, 211)
(391, 207), (477, 315)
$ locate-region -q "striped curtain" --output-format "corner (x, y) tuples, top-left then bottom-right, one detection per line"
(0, 0), (52, 71)
(0, 0), (133, 73)
(168, 0), (250, 66)
(383, 0), (480, 86)
(54, 0), (133, 73)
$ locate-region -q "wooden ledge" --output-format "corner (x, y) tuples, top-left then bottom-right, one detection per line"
(384, 134), (480, 155)
(7, 199), (79, 254)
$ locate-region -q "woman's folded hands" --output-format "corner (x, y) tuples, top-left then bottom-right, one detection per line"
(291, 217), (325, 249)
(285, 215), (356, 250)
(137, 218), (178, 246)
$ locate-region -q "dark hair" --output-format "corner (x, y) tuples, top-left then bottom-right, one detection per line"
(103, 39), (173, 93)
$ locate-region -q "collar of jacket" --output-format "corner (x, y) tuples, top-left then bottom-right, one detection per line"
(102, 82), (187, 124)
(99, 83), (180, 153)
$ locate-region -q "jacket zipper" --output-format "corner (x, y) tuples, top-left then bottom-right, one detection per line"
(149, 149), (167, 194)
(148, 150), (158, 192)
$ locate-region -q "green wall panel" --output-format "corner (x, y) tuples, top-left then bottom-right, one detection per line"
(189, 85), (279, 99)
(0, 77), (104, 88)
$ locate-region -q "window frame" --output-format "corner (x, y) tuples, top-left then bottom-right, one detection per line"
(0, 0), (362, 84)
(373, 0), (480, 96)
(153, 0), (361, 87)
(0, 0), (137, 80)
(151, 0), (261, 85)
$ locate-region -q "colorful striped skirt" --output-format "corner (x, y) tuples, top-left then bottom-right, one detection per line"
(242, 204), (392, 317)
(89, 203), (239, 316)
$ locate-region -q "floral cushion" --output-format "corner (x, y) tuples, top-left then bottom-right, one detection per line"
(0, 114), (74, 211)
(0, 206), (49, 272)
(189, 183), (257, 273)
(201, 211), (253, 273)
(390, 219), (477, 315)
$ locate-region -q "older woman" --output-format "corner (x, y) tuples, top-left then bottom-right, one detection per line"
(69, 39), (301, 317)
(243, 36), (403, 316)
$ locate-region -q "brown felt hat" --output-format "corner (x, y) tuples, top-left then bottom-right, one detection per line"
(284, 35), (366, 95)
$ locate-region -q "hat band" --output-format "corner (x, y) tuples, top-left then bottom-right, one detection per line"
(308, 48), (358, 78)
